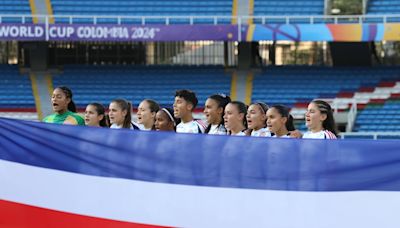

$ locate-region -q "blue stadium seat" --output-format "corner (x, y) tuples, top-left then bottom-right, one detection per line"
(51, 0), (233, 24)
(0, 0), (32, 23)
(252, 66), (400, 121)
(0, 65), (34, 109)
(254, 0), (324, 18)
(367, 0), (400, 14)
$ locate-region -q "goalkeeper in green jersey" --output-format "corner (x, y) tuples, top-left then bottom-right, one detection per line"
(43, 86), (84, 126)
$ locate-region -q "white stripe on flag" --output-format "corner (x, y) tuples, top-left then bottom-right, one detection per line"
(1, 159), (400, 228)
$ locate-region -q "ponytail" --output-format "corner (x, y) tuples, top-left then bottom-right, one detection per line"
(270, 105), (296, 132)
(68, 100), (77, 113)
(286, 114), (295, 131)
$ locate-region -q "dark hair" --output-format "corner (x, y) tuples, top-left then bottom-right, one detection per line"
(88, 103), (108, 127)
(270, 104), (295, 131)
(311, 100), (338, 136)
(254, 102), (269, 114)
(143, 99), (160, 113)
(205, 94), (231, 133)
(229, 101), (248, 129)
(56, 86), (76, 113)
(160, 107), (178, 131)
(111, 99), (132, 129)
(175, 89), (198, 110)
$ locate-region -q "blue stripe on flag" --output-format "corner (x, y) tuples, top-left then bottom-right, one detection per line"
(1, 117), (400, 191)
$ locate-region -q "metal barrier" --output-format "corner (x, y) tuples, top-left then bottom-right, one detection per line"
(340, 132), (400, 140)
(1, 14), (400, 25)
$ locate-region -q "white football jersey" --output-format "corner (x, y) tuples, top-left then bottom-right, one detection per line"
(272, 134), (291, 138)
(176, 120), (206, 134)
(208, 124), (228, 135)
(251, 128), (272, 137)
(303, 130), (337, 139)
(230, 131), (247, 136)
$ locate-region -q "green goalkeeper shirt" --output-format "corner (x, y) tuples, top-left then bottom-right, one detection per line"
(43, 111), (85, 126)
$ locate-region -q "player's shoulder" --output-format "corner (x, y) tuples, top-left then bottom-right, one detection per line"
(323, 130), (337, 139)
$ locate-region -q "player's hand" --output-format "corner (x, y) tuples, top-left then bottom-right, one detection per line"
(289, 130), (302, 138)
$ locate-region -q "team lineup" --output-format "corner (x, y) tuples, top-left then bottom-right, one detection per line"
(43, 86), (337, 139)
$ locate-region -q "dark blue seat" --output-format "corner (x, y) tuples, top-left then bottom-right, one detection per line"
(51, 0), (233, 25)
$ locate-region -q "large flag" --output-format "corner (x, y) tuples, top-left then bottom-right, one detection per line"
(1, 117), (400, 227)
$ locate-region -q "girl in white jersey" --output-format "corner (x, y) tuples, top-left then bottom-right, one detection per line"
(266, 105), (295, 138)
(224, 101), (247, 136)
(155, 108), (177, 131)
(174, 89), (206, 133)
(85, 103), (109, 127)
(303, 100), (337, 139)
(246, 102), (271, 137)
(137, 99), (160, 130)
(109, 99), (140, 130)
(204, 94), (231, 135)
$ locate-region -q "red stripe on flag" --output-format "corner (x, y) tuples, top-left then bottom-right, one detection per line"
(0, 199), (169, 228)
(378, 81), (396, 87)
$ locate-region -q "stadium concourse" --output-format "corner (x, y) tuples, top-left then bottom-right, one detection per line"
(1, 0), (400, 227)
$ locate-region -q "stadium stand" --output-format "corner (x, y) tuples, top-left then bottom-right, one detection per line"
(254, 0), (324, 15)
(253, 66), (400, 133)
(252, 66), (400, 107)
(253, 0), (325, 23)
(368, 0), (400, 14)
(0, 65), (38, 121)
(52, 65), (231, 108)
(0, 0), (32, 23)
(0, 65), (34, 109)
(50, 0), (233, 24)
(354, 95), (400, 132)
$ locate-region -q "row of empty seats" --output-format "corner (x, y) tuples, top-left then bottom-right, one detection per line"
(0, 65), (34, 108)
(254, 0), (324, 16)
(1, 0), (398, 25)
(0, 0), (32, 23)
(51, 0), (233, 24)
(368, 0), (400, 14)
(354, 99), (400, 132)
(252, 66), (400, 107)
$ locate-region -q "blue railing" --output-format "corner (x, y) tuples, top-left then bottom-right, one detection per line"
(0, 14), (399, 25)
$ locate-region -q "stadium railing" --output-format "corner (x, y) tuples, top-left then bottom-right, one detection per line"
(3, 14), (400, 25)
(340, 132), (400, 140)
